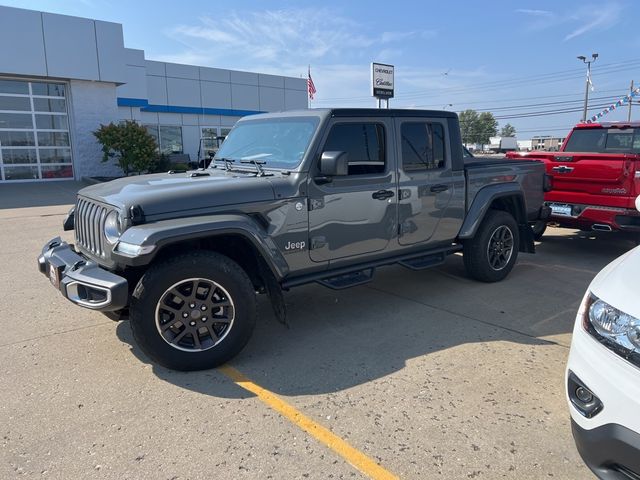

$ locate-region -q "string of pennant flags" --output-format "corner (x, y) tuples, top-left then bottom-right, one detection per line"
(587, 86), (640, 123)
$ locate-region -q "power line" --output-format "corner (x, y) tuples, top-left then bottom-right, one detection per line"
(313, 59), (640, 102)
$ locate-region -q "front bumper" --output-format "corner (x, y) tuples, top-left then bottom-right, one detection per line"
(567, 314), (640, 479)
(37, 237), (128, 311)
(571, 419), (640, 479)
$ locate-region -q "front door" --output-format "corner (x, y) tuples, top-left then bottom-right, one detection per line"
(308, 118), (397, 262)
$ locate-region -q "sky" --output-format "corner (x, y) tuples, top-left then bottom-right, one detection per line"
(2, 0), (639, 139)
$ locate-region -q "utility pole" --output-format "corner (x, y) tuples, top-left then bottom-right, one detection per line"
(629, 80), (634, 122)
(577, 53), (598, 122)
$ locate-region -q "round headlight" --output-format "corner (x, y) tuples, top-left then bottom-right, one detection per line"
(104, 211), (121, 244)
(589, 299), (630, 336)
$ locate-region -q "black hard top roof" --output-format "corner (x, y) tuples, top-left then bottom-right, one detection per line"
(243, 108), (458, 121)
(326, 108), (458, 118)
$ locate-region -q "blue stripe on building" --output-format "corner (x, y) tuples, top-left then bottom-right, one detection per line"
(117, 98), (265, 117)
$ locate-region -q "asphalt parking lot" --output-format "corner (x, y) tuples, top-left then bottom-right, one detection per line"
(1, 182), (636, 479)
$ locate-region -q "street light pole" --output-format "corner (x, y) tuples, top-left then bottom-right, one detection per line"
(578, 53), (598, 122)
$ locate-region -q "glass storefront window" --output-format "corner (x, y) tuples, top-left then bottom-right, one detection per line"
(0, 79), (29, 95)
(144, 124), (182, 154)
(37, 132), (70, 147)
(0, 113), (33, 129)
(159, 126), (183, 154)
(33, 98), (66, 113)
(39, 149), (72, 163)
(0, 131), (35, 147)
(0, 78), (72, 181)
(41, 165), (73, 178)
(1, 149), (38, 164)
(31, 83), (65, 97)
(35, 114), (68, 130)
(0, 96), (31, 111)
(4, 166), (38, 180)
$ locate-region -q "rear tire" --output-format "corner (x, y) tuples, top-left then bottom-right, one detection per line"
(464, 210), (520, 282)
(129, 251), (256, 371)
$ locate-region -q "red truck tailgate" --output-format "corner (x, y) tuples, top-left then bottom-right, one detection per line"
(507, 150), (638, 209)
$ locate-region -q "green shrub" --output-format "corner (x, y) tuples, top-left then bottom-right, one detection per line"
(93, 121), (157, 176)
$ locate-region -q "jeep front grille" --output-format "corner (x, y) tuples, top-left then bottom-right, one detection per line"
(75, 198), (110, 258)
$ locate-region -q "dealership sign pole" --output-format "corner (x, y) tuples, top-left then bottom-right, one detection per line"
(371, 63), (394, 109)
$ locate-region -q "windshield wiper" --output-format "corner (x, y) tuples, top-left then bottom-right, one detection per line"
(240, 159), (267, 176)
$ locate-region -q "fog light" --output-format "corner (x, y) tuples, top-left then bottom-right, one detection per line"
(567, 371), (603, 419)
(575, 386), (594, 403)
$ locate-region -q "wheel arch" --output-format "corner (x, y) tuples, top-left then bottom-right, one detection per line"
(114, 214), (289, 288)
(458, 184), (535, 253)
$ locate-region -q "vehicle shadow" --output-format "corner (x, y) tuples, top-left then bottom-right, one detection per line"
(115, 230), (635, 399)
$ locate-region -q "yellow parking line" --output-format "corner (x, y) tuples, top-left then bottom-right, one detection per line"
(218, 365), (399, 480)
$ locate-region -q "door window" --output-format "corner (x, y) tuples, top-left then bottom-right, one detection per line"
(401, 122), (445, 170)
(323, 123), (385, 175)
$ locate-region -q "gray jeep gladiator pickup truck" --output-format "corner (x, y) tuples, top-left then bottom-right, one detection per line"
(38, 108), (550, 370)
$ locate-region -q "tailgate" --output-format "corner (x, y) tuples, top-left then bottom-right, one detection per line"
(507, 151), (637, 208)
(547, 152), (634, 197)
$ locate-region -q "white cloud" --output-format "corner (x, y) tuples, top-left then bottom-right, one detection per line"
(564, 3), (623, 40)
(152, 8), (438, 70)
(515, 3), (623, 40)
(515, 9), (554, 17)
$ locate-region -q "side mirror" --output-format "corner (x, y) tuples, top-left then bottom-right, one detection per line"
(319, 151), (349, 176)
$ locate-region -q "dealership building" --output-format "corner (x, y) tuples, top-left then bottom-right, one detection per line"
(0, 5), (308, 182)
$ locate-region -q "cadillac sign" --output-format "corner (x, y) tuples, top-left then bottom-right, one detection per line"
(371, 63), (394, 99)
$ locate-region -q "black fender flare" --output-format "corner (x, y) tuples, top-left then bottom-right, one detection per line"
(112, 213), (289, 279)
(457, 183), (534, 253)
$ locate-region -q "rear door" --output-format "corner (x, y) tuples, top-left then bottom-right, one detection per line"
(550, 127), (638, 207)
(394, 117), (464, 245)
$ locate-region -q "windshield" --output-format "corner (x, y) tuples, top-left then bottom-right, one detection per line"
(213, 117), (319, 169)
(564, 128), (640, 153)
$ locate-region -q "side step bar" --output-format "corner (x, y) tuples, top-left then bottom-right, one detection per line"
(398, 252), (446, 271)
(317, 268), (375, 290)
(281, 244), (462, 290)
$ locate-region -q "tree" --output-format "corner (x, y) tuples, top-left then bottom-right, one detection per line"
(93, 121), (157, 176)
(500, 123), (516, 137)
(477, 112), (498, 146)
(459, 109), (479, 145)
(459, 109), (498, 147)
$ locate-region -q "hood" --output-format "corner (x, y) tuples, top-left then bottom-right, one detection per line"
(590, 245), (640, 320)
(79, 170), (276, 217)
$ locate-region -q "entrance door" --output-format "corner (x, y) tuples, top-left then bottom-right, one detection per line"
(307, 118), (397, 262)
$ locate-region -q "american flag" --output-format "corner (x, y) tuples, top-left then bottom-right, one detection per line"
(307, 67), (317, 100)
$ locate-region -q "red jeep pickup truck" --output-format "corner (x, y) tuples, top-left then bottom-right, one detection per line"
(506, 122), (640, 239)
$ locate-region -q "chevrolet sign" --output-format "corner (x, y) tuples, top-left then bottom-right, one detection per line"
(371, 62), (394, 98)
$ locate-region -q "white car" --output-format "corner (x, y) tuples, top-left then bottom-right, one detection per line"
(566, 196), (640, 479)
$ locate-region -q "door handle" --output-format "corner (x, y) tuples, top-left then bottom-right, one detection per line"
(430, 184), (449, 193)
(372, 189), (395, 200)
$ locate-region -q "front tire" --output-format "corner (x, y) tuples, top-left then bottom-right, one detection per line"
(463, 210), (520, 282)
(129, 251), (256, 371)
